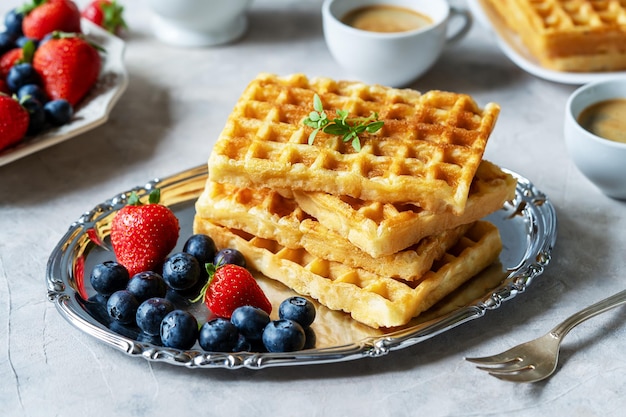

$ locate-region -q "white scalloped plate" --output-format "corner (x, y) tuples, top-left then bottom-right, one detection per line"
(46, 165), (558, 369)
(467, 0), (626, 85)
(0, 19), (128, 166)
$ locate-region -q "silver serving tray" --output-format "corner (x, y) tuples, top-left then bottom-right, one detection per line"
(46, 165), (557, 369)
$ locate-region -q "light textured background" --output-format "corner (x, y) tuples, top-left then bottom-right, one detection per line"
(1, 1), (625, 416)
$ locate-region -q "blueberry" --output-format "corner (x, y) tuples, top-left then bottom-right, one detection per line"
(214, 248), (246, 268)
(198, 318), (239, 352)
(170, 275), (207, 300)
(6, 63), (40, 92)
(230, 305), (270, 341)
(126, 271), (167, 302)
(164, 286), (195, 308)
(15, 36), (38, 49)
(183, 234), (217, 269)
(4, 10), (24, 37)
(22, 97), (45, 135)
(106, 290), (140, 324)
(262, 319), (306, 352)
(278, 296), (316, 328)
(162, 252), (200, 291)
(303, 326), (316, 349)
(44, 99), (73, 126)
(39, 32), (54, 46)
(136, 297), (175, 336)
(0, 31), (15, 55)
(160, 310), (198, 350)
(233, 334), (252, 352)
(18, 84), (48, 104)
(90, 261), (129, 296)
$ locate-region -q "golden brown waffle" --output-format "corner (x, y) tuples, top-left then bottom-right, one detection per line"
(193, 218), (503, 329)
(208, 73), (500, 214)
(484, 0), (626, 71)
(293, 159), (516, 257)
(195, 181), (471, 280)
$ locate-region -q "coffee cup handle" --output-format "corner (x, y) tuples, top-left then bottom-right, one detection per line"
(445, 7), (472, 45)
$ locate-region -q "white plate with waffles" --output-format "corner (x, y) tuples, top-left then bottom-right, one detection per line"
(0, 19), (128, 167)
(46, 165), (557, 369)
(467, 0), (626, 85)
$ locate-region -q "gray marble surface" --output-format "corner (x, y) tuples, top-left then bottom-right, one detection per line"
(2, 0), (626, 416)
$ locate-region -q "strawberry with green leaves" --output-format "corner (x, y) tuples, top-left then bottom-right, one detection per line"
(0, 94), (29, 151)
(110, 189), (180, 277)
(195, 263), (272, 319)
(0, 48), (24, 79)
(20, 0), (82, 40)
(0, 39), (36, 79)
(33, 32), (101, 106)
(81, 0), (127, 35)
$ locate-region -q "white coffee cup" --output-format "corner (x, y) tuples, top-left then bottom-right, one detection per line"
(564, 77), (626, 200)
(322, 0), (472, 87)
(147, 0), (252, 47)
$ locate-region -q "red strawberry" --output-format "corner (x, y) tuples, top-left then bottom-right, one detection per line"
(21, 0), (82, 40)
(0, 94), (30, 151)
(0, 80), (9, 95)
(0, 49), (23, 79)
(81, 0), (127, 35)
(197, 263), (272, 319)
(110, 189), (180, 277)
(0, 40), (36, 79)
(33, 32), (102, 106)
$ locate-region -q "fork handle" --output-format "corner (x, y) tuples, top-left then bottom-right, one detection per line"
(551, 289), (626, 339)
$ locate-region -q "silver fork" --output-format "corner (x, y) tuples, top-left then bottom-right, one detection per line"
(465, 289), (626, 383)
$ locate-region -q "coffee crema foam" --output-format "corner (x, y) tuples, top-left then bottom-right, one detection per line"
(342, 5), (432, 33)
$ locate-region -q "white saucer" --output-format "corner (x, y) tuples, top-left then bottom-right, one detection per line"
(150, 14), (248, 47)
(467, 0), (626, 85)
(0, 20), (128, 167)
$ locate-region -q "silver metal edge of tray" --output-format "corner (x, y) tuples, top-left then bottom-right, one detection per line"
(45, 165), (558, 370)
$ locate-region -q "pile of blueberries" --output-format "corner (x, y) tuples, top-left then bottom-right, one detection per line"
(89, 234), (316, 353)
(1, 10), (74, 135)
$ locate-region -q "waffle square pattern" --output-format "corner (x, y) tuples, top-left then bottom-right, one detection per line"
(196, 73), (509, 328)
(292, 160), (516, 257)
(208, 73), (500, 215)
(485, 0), (626, 71)
(195, 180), (473, 281)
(194, 219), (502, 329)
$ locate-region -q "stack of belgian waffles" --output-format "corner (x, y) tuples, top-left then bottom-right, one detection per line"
(193, 73), (517, 329)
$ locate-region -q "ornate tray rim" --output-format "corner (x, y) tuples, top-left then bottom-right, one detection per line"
(46, 165), (558, 369)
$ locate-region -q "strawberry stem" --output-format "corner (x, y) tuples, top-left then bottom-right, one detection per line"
(101, 0), (128, 33)
(126, 189), (160, 206)
(126, 191), (141, 206)
(20, 40), (36, 64)
(17, 0), (47, 15)
(148, 189), (161, 204)
(48, 31), (107, 53)
(189, 263), (217, 304)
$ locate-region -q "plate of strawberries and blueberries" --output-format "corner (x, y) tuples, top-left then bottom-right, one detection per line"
(0, 0), (128, 165)
(82, 189), (317, 355)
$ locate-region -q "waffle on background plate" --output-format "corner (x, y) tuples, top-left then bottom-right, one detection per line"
(484, 0), (626, 72)
(195, 73), (515, 328)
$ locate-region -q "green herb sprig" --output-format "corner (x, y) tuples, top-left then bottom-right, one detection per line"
(302, 94), (384, 152)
